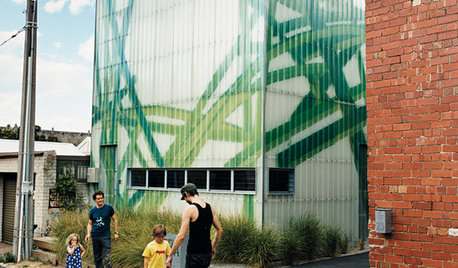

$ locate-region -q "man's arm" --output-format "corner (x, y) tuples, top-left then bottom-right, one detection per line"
(112, 213), (119, 240)
(211, 206), (223, 259)
(85, 219), (93, 243)
(166, 206), (193, 267)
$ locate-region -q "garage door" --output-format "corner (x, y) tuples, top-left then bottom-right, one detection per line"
(2, 174), (17, 244)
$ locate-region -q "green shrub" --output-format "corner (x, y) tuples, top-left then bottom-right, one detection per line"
(280, 228), (301, 265)
(215, 216), (278, 267)
(50, 209), (91, 261)
(285, 214), (322, 261)
(51, 207), (181, 267)
(241, 226), (278, 268)
(339, 234), (349, 254)
(110, 208), (181, 268)
(321, 226), (341, 257)
(2, 252), (15, 263)
(215, 216), (257, 263)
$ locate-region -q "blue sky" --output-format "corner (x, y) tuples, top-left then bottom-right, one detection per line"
(0, 0), (95, 132)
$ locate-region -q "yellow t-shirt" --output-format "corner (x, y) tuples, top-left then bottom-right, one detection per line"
(142, 240), (171, 268)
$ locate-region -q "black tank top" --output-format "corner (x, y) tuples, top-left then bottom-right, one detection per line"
(187, 203), (212, 254)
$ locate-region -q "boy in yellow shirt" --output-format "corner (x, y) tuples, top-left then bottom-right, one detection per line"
(143, 224), (171, 268)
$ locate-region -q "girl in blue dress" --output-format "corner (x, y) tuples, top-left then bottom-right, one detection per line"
(65, 233), (86, 268)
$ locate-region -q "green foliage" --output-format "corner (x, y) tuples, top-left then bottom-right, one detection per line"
(215, 216), (257, 263)
(215, 216), (278, 267)
(51, 207), (182, 267)
(287, 214), (322, 261)
(0, 252), (16, 263)
(52, 209), (349, 267)
(50, 210), (91, 261)
(110, 208), (181, 268)
(321, 226), (341, 257)
(51, 167), (83, 211)
(241, 226), (278, 268)
(280, 214), (349, 264)
(0, 125), (19, 139)
(339, 234), (349, 254)
(0, 125), (59, 141)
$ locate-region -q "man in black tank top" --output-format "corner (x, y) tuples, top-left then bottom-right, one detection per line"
(166, 183), (223, 268)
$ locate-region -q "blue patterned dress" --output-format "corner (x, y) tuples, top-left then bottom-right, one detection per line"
(65, 245), (82, 268)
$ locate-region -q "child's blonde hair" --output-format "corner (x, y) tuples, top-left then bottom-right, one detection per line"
(66, 233), (80, 245)
(152, 224), (166, 237)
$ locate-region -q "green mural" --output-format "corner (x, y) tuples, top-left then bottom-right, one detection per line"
(92, 0), (366, 224)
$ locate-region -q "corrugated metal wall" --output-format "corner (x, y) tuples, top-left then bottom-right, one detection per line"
(263, 0), (366, 242)
(92, 0), (266, 217)
(91, 0), (366, 241)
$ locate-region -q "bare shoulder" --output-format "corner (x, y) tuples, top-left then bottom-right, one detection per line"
(183, 205), (197, 216)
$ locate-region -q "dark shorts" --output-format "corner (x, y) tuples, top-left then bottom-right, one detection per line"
(185, 253), (212, 268)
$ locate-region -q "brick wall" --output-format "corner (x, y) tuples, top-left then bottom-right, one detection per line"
(366, 0), (458, 267)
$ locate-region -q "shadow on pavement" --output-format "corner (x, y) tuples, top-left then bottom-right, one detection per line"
(293, 252), (369, 268)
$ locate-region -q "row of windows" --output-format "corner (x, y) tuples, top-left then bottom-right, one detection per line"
(128, 168), (295, 194)
(129, 169), (256, 192)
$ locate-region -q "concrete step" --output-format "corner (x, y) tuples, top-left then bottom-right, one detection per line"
(33, 236), (56, 251)
(31, 249), (58, 265)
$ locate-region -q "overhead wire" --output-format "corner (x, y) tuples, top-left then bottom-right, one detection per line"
(0, 26), (26, 47)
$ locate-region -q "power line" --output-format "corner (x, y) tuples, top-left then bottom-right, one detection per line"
(0, 27), (26, 47)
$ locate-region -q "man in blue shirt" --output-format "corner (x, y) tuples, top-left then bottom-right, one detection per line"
(85, 190), (119, 268)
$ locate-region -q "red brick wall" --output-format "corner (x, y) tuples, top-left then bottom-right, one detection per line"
(366, 0), (458, 267)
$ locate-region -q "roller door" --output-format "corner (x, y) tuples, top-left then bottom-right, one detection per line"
(2, 174), (17, 244)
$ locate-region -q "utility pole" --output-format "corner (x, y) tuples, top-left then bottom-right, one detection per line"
(13, 0), (38, 262)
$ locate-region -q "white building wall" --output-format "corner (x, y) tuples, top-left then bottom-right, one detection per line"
(33, 151), (57, 236)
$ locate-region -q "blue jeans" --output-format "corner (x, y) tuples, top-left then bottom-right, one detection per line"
(92, 234), (112, 268)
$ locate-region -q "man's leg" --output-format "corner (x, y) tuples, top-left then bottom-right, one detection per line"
(92, 236), (103, 268)
(185, 253), (212, 268)
(100, 234), (112, 268)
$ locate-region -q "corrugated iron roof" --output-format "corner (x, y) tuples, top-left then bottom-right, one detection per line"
(0, 139), (85, 156)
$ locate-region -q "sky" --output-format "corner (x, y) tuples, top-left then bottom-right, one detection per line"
(0, 0), (95, 133)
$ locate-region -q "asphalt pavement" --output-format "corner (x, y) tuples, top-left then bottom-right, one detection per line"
(293, 252), (369, 268)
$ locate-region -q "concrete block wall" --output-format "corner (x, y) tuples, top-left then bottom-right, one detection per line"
(33, 151), (57, 237)
(366, 0), (458, 267)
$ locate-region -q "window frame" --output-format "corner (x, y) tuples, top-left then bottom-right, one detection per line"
(128, 168), (256, 194)
(268, 168), (295, 195)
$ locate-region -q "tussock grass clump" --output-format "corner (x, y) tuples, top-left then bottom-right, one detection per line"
(50, 207), (181, 267)
(110, 208), (181, 268)
(215, 216), (278, 267)
(216, 216), (257, 263)
(321, 226), (341, 257)
(288, 214), (322, 260)
(50, 209), (91, 261)
(280, 214), (349, 264)
(241, 226), (278, 268)
(52, 209), (349, 267)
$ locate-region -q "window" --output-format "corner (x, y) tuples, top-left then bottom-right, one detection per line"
(128, 168), (255, 193)
(210, 170), (231, 190)
(269, 169), (294, 193)
(148, 170), (165, 188)
(187, 170), (207, 189)
(234, 170), (255, 191)
(131, 170), (146, 187)
(76, 166), (88, 180)
(167, 170), (185, 188)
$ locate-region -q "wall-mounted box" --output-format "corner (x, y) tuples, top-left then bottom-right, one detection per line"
(375, 209), (392, 234)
